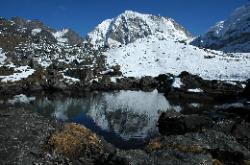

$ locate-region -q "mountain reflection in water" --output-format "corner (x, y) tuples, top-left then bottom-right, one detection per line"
(4, 90), (182, 148)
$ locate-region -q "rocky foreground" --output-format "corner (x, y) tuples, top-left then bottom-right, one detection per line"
(0, 80), (250, 165)
(0, 70), (250, 164)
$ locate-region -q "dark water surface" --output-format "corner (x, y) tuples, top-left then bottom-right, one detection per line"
(0, 90), (238, 149)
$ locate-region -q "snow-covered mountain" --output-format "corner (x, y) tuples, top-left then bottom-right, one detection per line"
(192, 2), (250, 52)
(87, 11), (250, 81)
(87, 10), (192, 49)
(1, 7), (250, 85)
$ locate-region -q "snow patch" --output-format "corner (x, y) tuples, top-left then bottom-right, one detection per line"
(31, 28), (42, 36)
(187, 88), (204, 93)
(0, 48), (6, 65)
(62, 74), (80, 84)
(8, 94), (36, 104)
(172, 78), (183, 88)
(52, 29), (69, 43)
(0, 65), (35, 82)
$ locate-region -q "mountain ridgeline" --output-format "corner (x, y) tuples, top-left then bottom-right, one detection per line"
(87, 10), (192, 49)
(191, 2), (250, 52)
(0, 2), (250, 85)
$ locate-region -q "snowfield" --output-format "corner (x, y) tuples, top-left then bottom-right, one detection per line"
(105, 36), (250, 81)
(0, 65), (35, 83)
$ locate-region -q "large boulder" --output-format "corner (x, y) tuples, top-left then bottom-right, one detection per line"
(242, 80), (250, 99)
(154, 74), (174, 93)
(168, 71), (244, 102)
(147, 130), (250, 164)
(140, 76), (157, 91)
(231, 121), (250, 150)
(158, 112), (213, 135)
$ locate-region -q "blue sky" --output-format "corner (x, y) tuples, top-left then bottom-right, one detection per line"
(0, 0), (248, 36)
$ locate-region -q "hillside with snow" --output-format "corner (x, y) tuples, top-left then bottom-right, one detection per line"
(85, 11), (250, 81)
(104, 35), (250, 80)
(192, 2), (250, 52)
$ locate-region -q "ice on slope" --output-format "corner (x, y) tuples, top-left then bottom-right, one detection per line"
(105, 36), (250, 81)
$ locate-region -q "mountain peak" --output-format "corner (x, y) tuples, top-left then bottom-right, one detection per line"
(87, 11), (192, 48)
(119, 10), (151, 18)
(122, 10), (141, 15)
(192, 1), (250, 52)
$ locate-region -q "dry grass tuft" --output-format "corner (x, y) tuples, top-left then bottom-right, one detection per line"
(48, 123), (103, 158)
(147, 137), (163, 150)
(242, 160), (250, 165)
(212, 159), (223, 165)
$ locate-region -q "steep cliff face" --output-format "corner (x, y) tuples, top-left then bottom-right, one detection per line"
(87, 10), (192, 49)
(192, 2), (250, 52)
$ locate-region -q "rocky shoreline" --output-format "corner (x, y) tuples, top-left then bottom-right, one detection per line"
(0, 68), (249, 102)
(0, 67), (250, 165)
(0, 75), (250, 164)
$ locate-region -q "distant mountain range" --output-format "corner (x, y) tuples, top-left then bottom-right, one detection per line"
(191, 1), (250, 52)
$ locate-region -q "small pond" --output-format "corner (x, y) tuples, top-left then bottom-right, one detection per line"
(0, 90), (233, 149)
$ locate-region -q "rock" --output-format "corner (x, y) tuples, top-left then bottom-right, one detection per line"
(242, 80), (250, 99)
(168, 71), (244, 102)
(231, 121), (250, 150)
(110, 64), (122, 76)
(147, 130), (250, 164)
(158, 112), (213, 135)
(148, 148), (213, 165)
(115, 150), (152, 165)
(232, 121), (250, 139)
(100, 75), (112, 88)
(65, 68), (94, 82)
(114, 77), (140, 90)
(140, 76), (157, 91)
(154, 74), (174, 93)
(114, 148), (213, 165)
(179, 71), (204, 90)
(213, 119), (236, 135)
(0, 108), (66, 165)
(218, 106), (250, 122)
